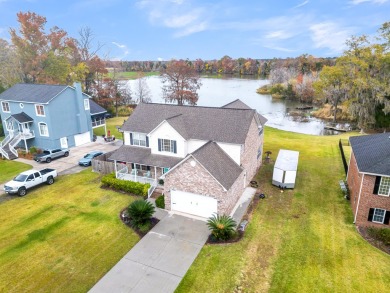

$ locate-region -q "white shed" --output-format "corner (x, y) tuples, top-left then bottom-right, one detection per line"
(272, 149), (299, 189)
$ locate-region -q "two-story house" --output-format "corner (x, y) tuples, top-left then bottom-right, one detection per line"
(347, 133), (390, 228)
(0, 83), (107, 160)
(108, 99), (267, 218)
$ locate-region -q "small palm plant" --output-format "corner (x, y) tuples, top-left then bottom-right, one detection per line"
(207, 214), (237, 241)
(127, 200), (155, 228)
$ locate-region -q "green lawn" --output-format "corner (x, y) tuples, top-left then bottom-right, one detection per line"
(106, 71), (159, 80)
(93, 116), (127, 139)
(177, 127), (390, 293)
(0, 170), (139, 292)
(0, 159), (31, 184)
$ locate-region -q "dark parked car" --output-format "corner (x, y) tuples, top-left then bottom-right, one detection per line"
(78, 151), (104, 166)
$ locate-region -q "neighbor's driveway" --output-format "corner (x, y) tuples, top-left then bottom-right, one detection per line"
(89, 213), (210, 293)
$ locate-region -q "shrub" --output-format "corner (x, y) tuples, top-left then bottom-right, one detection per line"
(367, 227), (390, 246)
(155, 194), (165, 209)
(101, 173), (150, 197)
(158, 179), (164, 185)
(29, 146), (39, 154)
(127, 200), (155, 228)
(207, 214), (237, 241)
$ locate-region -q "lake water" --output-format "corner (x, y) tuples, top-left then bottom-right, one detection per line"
(125, 76), (337, 135)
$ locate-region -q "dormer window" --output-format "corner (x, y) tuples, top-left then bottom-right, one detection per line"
(1, 101), (10, 113)
(35, 104), (45, 116)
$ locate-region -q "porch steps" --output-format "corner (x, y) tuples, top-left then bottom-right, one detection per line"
(1, 145), (17, 160)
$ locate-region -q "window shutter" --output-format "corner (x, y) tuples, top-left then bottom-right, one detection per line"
(131, 163), (134, 169)
(158, 139), (162, 151)
(173, 141), (177, 154)
(130, 133), (133, 145)
(367, 208), (374, 222)
(146, 136), (149, 147)
(373, 176), (381, 195)
(384, 211), (390, 225)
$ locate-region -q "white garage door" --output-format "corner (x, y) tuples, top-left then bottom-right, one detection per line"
(74, 131), (91, 146)
(171, 190), (217, 218)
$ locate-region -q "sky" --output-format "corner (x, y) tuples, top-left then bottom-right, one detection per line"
(0, 0), (389, 61)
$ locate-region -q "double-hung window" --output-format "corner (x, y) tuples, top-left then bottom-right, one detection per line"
(373, 208), (386, 224)
(1, 102), (10, 113)
(132, 133), (147, 147)
(84, 99), (90, 110)
(158, 139), (177, 154)
(39, 122), (49, 137)
(378, 177), (390, 196)
(35, 104), (45, 116)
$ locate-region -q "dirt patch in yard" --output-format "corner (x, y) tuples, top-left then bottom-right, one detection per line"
(357, 226), (390, 255)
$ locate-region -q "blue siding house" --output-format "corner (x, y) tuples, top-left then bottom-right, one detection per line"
(0, 83), (107, 159)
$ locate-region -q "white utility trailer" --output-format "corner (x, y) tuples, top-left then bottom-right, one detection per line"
(272, 149), (299, 189)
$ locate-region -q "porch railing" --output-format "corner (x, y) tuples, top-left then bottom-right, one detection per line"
(92, 118), (106, 128)
(116, 165), (158, 197)
(9, 133), (22, 158)
(0, 134), (13, 159)
(21, 130), (35, 139)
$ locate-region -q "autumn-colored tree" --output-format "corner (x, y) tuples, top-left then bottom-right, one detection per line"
(0, 39), (22, 87)
(161, 60), (202, 105)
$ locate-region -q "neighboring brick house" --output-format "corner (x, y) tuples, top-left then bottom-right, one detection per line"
(0, 83), (107, 160)
(347, 133), (390, 228)
(108, 99), (267, 218)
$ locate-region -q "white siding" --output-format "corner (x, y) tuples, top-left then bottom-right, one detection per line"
(187, 139), (208, 154)
(149, 121), (186, 157)
(123, 132), (130, 145)
(216, 142), (241, 165)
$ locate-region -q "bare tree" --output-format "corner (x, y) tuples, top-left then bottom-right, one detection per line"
(161, 60), (202, 105)
(0, 39), (22, 87)
(134, 71), (152, 103)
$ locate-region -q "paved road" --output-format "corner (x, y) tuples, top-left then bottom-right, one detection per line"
(89, 213), (210, 293)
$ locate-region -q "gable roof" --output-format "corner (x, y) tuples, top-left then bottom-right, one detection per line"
(10, 112), (34, 123)
(0, 84), (68, 104)
(349, 132), (390, 176)
(222, 99), (252, 110)
(90, 100), (107, 115)
(122, 101), (266, 144)
(190, 141), (243, 190)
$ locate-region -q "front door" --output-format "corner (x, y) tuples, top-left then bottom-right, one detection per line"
(60, 137), (68, 149)
(22, 123), (30, 135)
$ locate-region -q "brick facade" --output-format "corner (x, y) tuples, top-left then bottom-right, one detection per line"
(241, 117), (264, 184)
(164, 158), (245, 215)
(347, 152), (390, 227)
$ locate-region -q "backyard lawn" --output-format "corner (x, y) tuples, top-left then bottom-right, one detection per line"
(0, 170), (139, 292)
(0, 159), (31, 184)
(93, 116), (127, 139)
(177, 127), (390, 293)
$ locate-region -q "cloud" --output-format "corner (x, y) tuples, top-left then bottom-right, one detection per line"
(136, 0), (210, 37)
(111, 41), (129, 60)
(263, 45), (296, 52)
(293, 0), (309, 8)
(157, 57), (164, 61)
(265, 30), (296, 40)
(310, 22), (354, 54)
(349, 0), (388, 4)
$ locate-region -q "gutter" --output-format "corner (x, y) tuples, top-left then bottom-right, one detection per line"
(354, 173), (365, 224)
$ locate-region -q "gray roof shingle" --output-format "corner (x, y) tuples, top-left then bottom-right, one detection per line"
(222, 99), (252, 110)
(349, 132), (390, 176)
(190, 141), (243, 190)
(108, 145), (182, 168)
(10, 112), (34, 123)
(90, 100), (107, 115)
(0, 84), (68, 104)
(122, 102), (264, 144)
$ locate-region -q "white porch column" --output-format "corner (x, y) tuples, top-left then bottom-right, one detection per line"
(114, 160), (117, 178)
(154, 166), (157, 180)
(24, 138), (28, 153)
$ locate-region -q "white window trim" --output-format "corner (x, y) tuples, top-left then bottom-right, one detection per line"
(161, 138), (175, 153)
(2, 101), (10, 113)
(132, 132), (147, 147)
(378, 176), (390, 197)
(372, 208), (386, 224)
(35, 104), (45, 117)
(84, 99), (90, 110)
(5, 120), (14, 131)
(38, 122), (49, 137)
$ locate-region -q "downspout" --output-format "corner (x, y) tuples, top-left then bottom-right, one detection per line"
(354, 173), (364, 224)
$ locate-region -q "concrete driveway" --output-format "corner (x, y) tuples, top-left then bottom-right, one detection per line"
(0, 139), (122, 197)
(89, 213), (210, 293)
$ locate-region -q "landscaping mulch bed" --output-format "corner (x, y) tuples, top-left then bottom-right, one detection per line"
(119, 208), (159, 237)
(357, 226), (390, 255)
